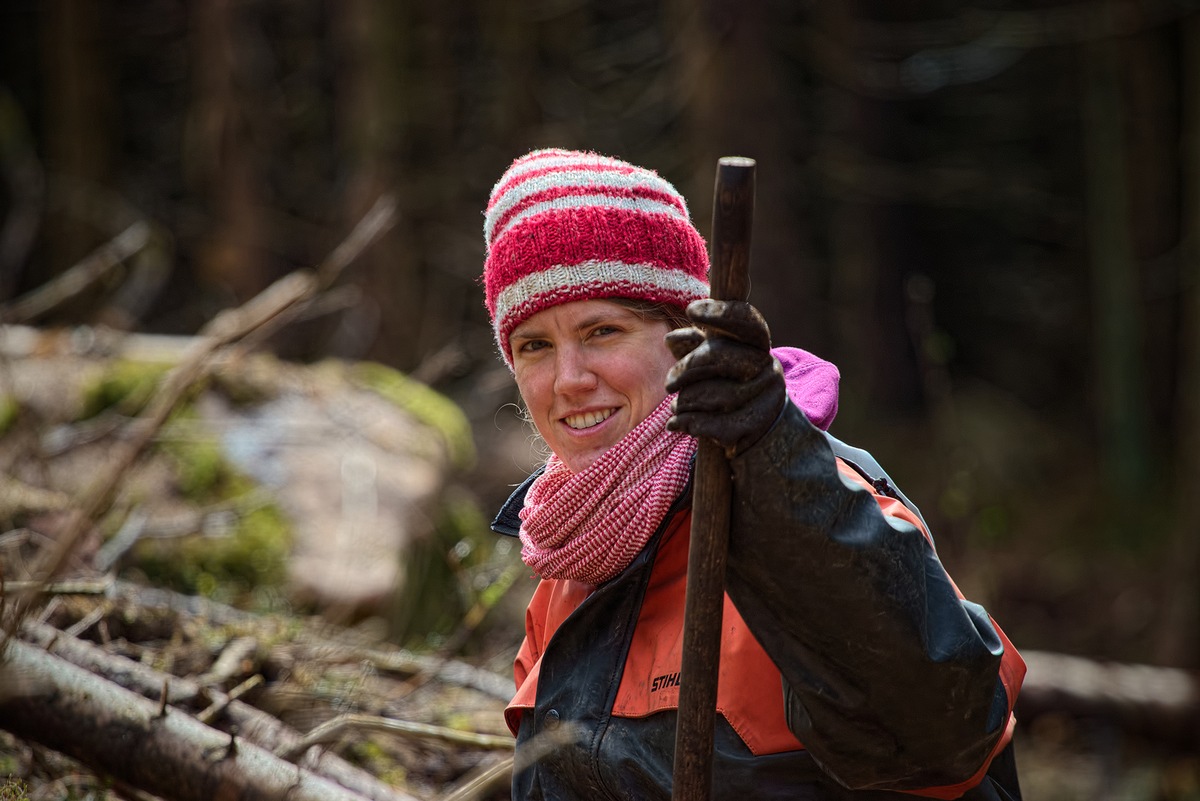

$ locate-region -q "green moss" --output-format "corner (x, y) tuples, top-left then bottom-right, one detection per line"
(0, 778), (28, 801)
(348, 361), (475, 469)
(79, 360), (172, 419)
(348, 740), (408, 787)
(0, 395), (18, 437)
(438, 491), (489, 552)
(163, 431), (236, 501)
(442, 711), (475, 732)
(132, 501), (290, 607)
(129, 431), (291, 608)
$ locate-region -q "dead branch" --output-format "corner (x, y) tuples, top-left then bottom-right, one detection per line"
(18, 621), (418, 801)
(0, 222), (151, 324)
(435, 756), (512, 801)
(0, 323), (208, 361)
(195, 635), (260, 687)
(0, 477), (71, 519)
(0, 577), (112, 595)
(436, 724), (581, 801)
(0, 637), (410, 801)
(269, 643), (514, 704)
(93, 579), (513, 700)
(198, 674), (265, 725)
(277, 714), (514, 763)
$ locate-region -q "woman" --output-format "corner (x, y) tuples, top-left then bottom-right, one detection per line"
(482, 148), (1025, 800)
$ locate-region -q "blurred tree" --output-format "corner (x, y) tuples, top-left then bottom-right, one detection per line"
(1157, 10), (1200, 668)
(329, 0), (407, 363)
(41, 0), (114, 282)
(187, 0), (278, 302)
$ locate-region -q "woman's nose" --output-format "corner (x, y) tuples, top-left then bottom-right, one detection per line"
(553, 344), (598, 394)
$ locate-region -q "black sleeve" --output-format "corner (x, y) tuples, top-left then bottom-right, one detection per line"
(724, 401), (1012, 792)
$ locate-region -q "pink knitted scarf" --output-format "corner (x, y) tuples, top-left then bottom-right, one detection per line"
(518, 395), (696, 584)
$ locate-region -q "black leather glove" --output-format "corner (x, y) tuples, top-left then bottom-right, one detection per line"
(665, 299), (786, 456)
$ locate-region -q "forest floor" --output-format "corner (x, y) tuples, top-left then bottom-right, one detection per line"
(1, 571), (1197, 801)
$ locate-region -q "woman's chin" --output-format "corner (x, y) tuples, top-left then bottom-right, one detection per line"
(552, 419), (626, 473)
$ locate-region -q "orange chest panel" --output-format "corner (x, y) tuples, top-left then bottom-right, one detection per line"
(509, 512), (804, 757)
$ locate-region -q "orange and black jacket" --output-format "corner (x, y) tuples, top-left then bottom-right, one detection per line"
(491, 401), (1027, 800)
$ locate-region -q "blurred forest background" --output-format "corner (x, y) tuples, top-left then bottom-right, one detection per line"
(1, 0), (1199, 799)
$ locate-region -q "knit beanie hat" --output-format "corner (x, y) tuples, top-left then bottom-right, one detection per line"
(482, 148), (710, 367)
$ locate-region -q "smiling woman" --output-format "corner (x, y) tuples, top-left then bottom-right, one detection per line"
(509, 299), (679, 473)
(478, 148), (1027, 801)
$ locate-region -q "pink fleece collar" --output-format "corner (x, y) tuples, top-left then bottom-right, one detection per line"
(773, 347), (840, 431)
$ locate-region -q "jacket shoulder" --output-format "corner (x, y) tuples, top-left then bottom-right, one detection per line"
(822, 430), (930, 537)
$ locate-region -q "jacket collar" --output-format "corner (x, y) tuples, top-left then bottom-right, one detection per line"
(490, 466), (545, 537)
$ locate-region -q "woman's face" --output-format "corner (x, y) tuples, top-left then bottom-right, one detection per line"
(510, 298), (678, 474)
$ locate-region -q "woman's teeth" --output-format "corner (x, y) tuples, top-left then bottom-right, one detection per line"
(565, 408), (615, 430)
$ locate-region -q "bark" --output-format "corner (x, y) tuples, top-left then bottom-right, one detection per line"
(1080, 36), (1152, 509)
(668, 0), (818, 354)
(807, 3), (881, 422)
(17, 622), (416, 801)
(187, 0), (271, 301)
(0, 638), (409, 801)
(1154, 12), (1200, 668)
(329, 0), (413, 366)
(41, 0), (113, 275)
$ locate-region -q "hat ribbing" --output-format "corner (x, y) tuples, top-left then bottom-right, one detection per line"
(483, 149), (709, 367)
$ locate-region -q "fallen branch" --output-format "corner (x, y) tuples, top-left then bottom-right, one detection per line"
(0, 222), (152, 324)
(194, 635), (259, 687)
(0, 637), (404, 801)
(290, 644), (516, 703)
(19, 620), (416, 801)
(97, 580), (513, 700)
(197, 674), (264, 725)
(0, 577), (114, 595)
(277, 713), (514, 763)
(436, 723), (581, 801)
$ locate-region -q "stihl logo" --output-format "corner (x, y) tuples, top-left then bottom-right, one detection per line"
(651, 672), (681, 692)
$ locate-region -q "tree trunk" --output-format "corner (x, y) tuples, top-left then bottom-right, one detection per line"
(188, 0), (272, 301)
(40, 0), (113, 284)
(1154, 13), (1200, 668)
(329, 0), (414, 366)
(668, 0), (817, 354)
(806, 3), (888, 423)
(1080, 37), (1151, 517)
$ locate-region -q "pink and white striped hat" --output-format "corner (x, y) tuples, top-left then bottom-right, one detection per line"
(482, 148), (710, 367)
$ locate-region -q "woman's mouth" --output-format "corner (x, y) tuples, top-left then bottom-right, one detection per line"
(564, 408), (616, 430)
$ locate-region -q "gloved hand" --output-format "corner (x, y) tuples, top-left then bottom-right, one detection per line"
(665, 299), (786, 457)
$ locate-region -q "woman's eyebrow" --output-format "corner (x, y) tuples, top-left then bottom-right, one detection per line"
(577, 310), (634, 330)
(510, 322), (546, 341)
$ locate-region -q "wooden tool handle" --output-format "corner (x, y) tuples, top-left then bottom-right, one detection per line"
(707, 157), (756, 302)
(671, 156), (756, 801)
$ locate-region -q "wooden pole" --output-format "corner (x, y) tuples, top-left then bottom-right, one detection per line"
(671, 156), (756, 801)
